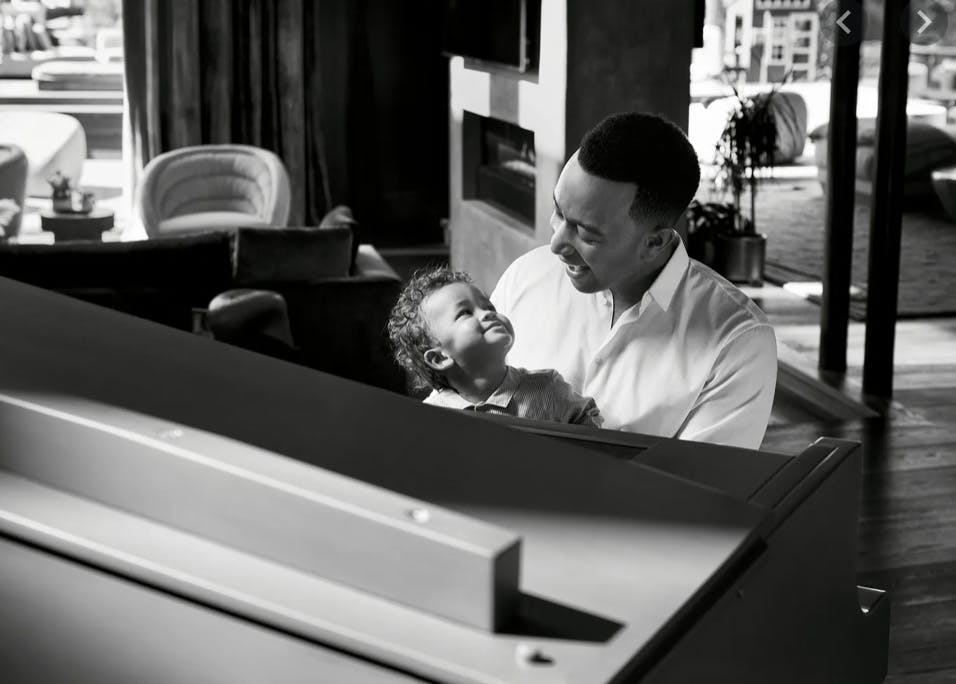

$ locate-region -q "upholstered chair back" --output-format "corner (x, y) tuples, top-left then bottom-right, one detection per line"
(0, 144), (28, 237)
(136, 145), (291, 238)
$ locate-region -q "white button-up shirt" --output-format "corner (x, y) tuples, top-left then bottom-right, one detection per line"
(490, 241), (777, 449)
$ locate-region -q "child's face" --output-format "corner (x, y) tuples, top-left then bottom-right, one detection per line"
(421, 282), (514, 372)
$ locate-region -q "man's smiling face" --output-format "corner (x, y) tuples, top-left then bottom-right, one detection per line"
(549, 151), (653, 295)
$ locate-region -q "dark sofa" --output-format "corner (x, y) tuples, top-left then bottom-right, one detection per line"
(0, 229), (405, 392)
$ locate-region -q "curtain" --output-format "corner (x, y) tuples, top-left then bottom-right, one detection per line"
(123, 0), (378, 227)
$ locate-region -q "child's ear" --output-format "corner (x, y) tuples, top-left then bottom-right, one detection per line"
(423, 347), (454, 372)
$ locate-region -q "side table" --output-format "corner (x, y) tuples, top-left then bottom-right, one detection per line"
(40, 208), (115, 242)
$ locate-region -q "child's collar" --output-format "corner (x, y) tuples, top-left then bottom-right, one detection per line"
(439, 366), (519, 409)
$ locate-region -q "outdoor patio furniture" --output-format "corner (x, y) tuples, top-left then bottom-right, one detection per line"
(813, 120), (956, 204)
(0, 111), (86, 197)
(700, 91), (808, 163)
(136, 145), (291, 238)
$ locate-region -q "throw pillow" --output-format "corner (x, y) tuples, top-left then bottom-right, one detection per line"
(232, 226), (353, 285)
(32, 22), (53, 51)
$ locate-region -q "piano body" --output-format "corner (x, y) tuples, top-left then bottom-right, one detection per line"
(0, 277), (888, 683)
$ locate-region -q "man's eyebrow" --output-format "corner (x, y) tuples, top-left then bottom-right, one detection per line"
(552, 192), (602, 234)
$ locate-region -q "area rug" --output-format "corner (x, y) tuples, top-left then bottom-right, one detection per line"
(747, 180), (956, 320)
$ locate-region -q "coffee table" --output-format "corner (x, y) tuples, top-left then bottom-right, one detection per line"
(40, 207), (114, 241)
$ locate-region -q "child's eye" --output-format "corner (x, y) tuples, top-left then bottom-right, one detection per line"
(455, 310), (470, 320)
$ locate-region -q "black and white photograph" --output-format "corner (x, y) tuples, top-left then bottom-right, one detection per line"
(0, 0), (953, 681)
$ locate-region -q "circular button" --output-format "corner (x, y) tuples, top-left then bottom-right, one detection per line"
(819, 0), (866, 49)
(907, 1), (949, 47)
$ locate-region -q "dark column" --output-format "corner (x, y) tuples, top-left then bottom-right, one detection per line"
(862, 0), (911, 404)
(819, 0), (861, 374)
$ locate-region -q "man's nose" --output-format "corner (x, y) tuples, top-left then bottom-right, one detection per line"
(550, 214), (573, 255)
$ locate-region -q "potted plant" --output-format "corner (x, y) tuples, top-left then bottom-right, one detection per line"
(710, 84), (780, 285)
(685, 199), (736, 266)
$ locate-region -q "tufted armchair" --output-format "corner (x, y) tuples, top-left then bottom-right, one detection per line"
(135, 144), (291, 238)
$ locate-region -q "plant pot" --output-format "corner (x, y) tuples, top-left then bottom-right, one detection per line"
(713, 232), (766, 286)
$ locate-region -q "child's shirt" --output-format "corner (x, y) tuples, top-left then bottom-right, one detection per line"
(423, 366), (603, 427)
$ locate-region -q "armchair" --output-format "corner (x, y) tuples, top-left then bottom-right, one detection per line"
(136, 145), (291, 238)
(0, 144), (28, 237)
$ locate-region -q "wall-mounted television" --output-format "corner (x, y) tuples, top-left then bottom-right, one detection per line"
(443, 0), (541, 73)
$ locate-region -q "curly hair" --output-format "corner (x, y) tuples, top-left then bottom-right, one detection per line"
(387, 266), (473, 392)
(578, 112), (701, 225)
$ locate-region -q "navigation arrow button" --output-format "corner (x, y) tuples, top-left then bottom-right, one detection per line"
(837, 10), (852, 35)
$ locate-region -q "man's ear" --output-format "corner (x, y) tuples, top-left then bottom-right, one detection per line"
(640, 226), (677, 260)
(423, 347), (454, 372)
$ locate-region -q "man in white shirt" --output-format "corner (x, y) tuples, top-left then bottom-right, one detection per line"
(490, 113), (777, 449)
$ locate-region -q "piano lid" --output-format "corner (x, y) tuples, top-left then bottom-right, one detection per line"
(0, 276), (770, 683)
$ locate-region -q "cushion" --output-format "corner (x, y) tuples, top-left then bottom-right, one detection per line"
(812, 121), (956, 180)
(697, 91), (808, 164)
(857, 122), (956, 179)
(766, 91), (808, 163)
(158, 211), (272, 235)
(32, 59), (125, 91)
(32, 22), (52, 51)
(232, 226), (353, 286)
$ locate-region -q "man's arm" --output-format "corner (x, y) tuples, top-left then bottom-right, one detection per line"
(676, 325), (777, 450)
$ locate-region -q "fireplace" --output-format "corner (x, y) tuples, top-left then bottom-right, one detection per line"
(462, 112), (535, 227)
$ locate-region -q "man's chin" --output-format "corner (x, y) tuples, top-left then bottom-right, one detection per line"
(561, 262), (601, 292)
(565, 271), (601, 293)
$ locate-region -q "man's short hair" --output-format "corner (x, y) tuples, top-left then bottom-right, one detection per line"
(577, 112), (701, 225)
(388, 266), (471, 392)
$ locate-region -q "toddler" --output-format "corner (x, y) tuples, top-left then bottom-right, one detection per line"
(388, 267), (602, 427)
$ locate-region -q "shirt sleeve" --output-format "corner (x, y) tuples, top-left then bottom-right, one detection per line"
(676, 325), (777, 449)
(550, 371), (604, 428)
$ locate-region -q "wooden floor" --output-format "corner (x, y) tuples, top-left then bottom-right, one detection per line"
(751, 284), (956, 682)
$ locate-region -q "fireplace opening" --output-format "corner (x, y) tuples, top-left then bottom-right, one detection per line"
(462, 112), (535, 227)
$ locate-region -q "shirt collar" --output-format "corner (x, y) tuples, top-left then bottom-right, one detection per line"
(434, 366), (519, 409)
(645, 236), (689, 312)
(482, 366), (520, 408)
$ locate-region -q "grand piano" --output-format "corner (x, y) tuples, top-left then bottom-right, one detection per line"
(0, 277), (888, 683)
